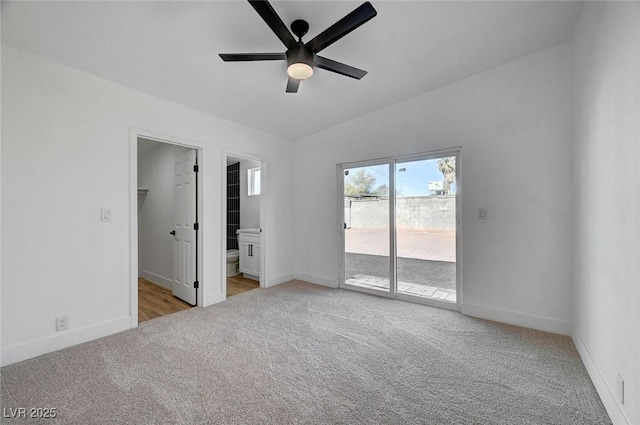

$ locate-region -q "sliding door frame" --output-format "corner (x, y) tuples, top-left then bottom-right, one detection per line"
(338, 147), (462, 312)
(393, 149), (462, 311)
(338, 158), (395, 298)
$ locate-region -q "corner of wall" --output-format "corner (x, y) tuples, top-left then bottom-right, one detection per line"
(293, 273), (339, 289)
(461, 303), (572, 336)
(572, 328), (631, 425)
(267, 272), (296, 288)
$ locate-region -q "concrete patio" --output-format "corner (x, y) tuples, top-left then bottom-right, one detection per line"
(345, 227), (457, 302)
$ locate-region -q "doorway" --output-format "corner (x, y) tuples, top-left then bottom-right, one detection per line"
(136, 137), (199, 322)
(224, 153), (265, 298)
(339, 149), (461, 310)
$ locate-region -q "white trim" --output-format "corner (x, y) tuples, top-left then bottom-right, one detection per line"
(129, 130), (139, 328)
(129, 128), (205, 328)
(259, 157), (268, 290)
(139, 270), (172, 290)
(455, 150), (463, 306)
(337, 164), (346, 288)
(295, 273), (339, 288)
(1, 317), (130, 366)
(267, 272), (295, 288)
(389, 160), (397, 299)
(572, 328), (630, 425)
(461, 302), (571, 336)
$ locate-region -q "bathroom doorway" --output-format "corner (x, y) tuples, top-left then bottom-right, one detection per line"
(224, 152), (265, 298)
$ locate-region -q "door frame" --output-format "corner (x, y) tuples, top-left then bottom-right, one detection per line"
(338, 157), (395, 299)
(222, 149), (268, 297)
(129, 128), (205, 328)
(338, 147), (463, 311)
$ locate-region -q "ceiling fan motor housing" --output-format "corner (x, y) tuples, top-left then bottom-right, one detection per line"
(286, 44), (314, 69)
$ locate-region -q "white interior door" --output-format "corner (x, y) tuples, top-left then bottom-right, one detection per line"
(172, 149), (197, 305)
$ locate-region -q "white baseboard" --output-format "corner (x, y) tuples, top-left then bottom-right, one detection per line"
(1, 316), (131, 367)
(266, 272), (295, 288)
(140, 270), (172, 290)
(572, 328), (629, 425)
(461, 302), (571, 336)
(293, 272), (339, 288)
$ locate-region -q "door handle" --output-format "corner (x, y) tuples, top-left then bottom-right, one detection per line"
(169, 230), (176, 235)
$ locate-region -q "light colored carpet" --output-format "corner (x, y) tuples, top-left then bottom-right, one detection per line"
(1, 281), (610, 424)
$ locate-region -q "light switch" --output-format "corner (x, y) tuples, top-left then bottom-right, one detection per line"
(101, 209), (112, 222)
(478, 208), (488, 220)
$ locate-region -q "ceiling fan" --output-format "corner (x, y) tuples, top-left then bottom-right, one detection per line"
(219, 1), (377, 93)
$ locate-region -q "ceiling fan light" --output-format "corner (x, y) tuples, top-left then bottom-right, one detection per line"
(287, 63), (313, 80)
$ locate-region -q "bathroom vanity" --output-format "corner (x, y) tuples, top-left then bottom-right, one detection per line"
(237, 229), (260, 280)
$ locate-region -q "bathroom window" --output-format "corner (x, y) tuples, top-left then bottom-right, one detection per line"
(248, 167), (261, 196)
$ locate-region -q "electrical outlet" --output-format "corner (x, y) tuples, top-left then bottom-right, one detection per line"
(55, 316), (69, 332)
(617, 374), (625, 405)
(101, 209), (112, 222)
(478, 208), (488, 220)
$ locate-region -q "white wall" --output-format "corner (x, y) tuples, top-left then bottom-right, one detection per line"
(138, 141), (191, 289)
(240, 159), (260, 229)
(0, 15), (3, 368)
(294, 43), (574, 335)
(1, 46), (295, 365)
(572, 3), (640, 424)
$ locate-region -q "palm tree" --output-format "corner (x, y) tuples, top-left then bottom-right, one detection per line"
(437, 157), (455, 194)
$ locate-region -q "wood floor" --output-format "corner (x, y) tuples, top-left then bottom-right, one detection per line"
(138, 275), (259, 323)
(138, 278), (192, 323)
(227, 274), (259, 297)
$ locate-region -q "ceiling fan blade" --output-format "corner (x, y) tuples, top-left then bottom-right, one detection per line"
(286, 77), (300, 93)
(219, 53), (286, 61)
(305, 2), (377, 53)
(248, 0), (297, 48)
(314, 56), (367, 79)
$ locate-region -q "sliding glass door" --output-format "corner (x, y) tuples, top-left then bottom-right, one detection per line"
(395, 156), (457, 303)
(343, 163), (391, 295)
(339, 150), (460, 309)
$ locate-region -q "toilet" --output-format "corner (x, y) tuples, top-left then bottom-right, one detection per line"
(226, 249), (239, 277)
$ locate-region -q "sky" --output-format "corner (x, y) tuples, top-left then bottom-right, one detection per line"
(348, 158), (456, 196)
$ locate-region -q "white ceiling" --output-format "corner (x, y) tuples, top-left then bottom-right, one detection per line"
(1, 1), (582, 140)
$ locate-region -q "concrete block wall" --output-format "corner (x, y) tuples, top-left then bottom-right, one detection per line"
(348, 196), (455, 230)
